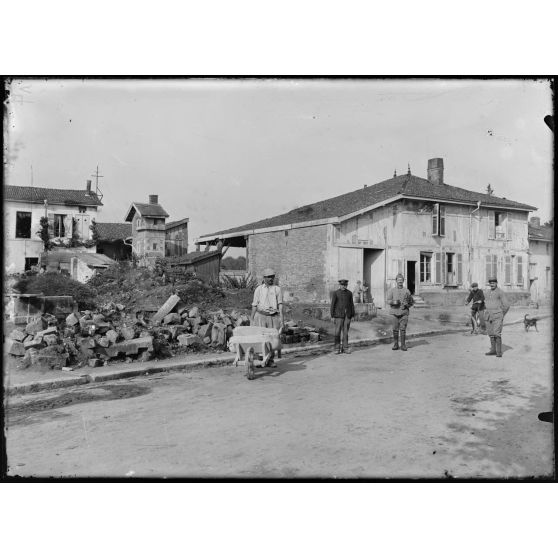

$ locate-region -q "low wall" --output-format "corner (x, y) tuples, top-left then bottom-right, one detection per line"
(419, 289), (532, 307)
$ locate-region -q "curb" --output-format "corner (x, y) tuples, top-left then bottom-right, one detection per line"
(6, 315), (550, 396)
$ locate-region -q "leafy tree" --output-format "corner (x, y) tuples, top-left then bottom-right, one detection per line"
(36, 216), (52, 251)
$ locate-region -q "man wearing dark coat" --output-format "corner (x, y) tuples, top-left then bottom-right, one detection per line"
(330, 279), (355, 354)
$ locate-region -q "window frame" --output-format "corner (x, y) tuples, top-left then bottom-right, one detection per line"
(432, 204), (446, 237)
(15, 211), (32, 239)
(53, 214), (66, 237)
(419, 252), (432, 283)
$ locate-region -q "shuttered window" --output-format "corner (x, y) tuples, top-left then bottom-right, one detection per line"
(435, 252), (442, 284)
(504, 256), (512, 284)
(485, 254), (498, 283)
(432, 204), (445, 236)
(432, 204), (439, 235)
(456, 253), (463, 284)
(488, 211), (496, 239)
(439, 206), (446, 236)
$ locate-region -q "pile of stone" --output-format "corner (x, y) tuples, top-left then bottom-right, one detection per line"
(280, 320), (321, 344)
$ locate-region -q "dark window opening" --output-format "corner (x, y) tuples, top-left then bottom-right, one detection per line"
(16, 211), (32, 238)
(25, 257), (39, 271)
(54, 214), (66, 237)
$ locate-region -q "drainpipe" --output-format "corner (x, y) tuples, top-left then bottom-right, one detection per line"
(383, 226), (387, 308)
(468, 201), (481, 285)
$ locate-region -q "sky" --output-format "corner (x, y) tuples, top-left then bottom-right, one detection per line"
(5, 79), (554, 253)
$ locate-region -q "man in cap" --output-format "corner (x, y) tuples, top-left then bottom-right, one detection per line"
(484, 277), (509, 357)
(330, 279), (355, 354)
(386, 273), (414, 351)
(465, 281), (486, 334)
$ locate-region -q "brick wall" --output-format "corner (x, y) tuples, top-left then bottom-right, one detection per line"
(248, 225), (329, 302)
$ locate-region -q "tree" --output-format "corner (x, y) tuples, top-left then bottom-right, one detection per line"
(36, 216), (52, 251)
(543, 219), (553, 227)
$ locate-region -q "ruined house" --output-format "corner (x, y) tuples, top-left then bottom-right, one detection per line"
(196, 158), (536, 307)
(95, 222), (133, 260)
(4, 182), (103, 274)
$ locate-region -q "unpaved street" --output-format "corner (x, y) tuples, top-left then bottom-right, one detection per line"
(5, 322), (553, 478)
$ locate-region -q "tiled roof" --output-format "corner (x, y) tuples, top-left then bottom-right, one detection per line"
(4, 185), (103, 206)
(126, 202), (169, 220)
(166, 218), (189, 230)
(169, 251), (221, 265)
(96, 222), (132, 241)
(200, 174), (537, 239)
(528, 224), (553, 242)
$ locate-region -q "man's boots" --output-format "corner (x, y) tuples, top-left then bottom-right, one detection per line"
(392, 330), (399, 350)
(485, 337), (497, 355)
(495, 337), (502, 357)
(400, 331), (407, 351)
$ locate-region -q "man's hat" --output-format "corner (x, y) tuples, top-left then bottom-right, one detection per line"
(471, 282), (478, 288)
(338, 279), (348, 285)
(395, 273), (404, 280)
(488, 277), (498, 283)
(262, 268), (276, 277)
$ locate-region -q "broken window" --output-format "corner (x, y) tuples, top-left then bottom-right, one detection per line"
(15, 211), (32, 238)
(53, 214), (66, 237)
(488, 211), (508, 239)
(419, 253), (432, 283)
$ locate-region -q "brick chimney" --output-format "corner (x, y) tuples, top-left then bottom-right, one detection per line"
(149, 195), (158, 204)
(427, 158), (444, 185)
(530, 216), (541, 227)
(86, 179), (92, 193)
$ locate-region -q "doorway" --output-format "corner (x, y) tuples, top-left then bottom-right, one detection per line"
(363, 248), (385, 307)
(406, 260), (416, 294)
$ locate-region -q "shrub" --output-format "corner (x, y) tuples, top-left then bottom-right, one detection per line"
(12, 272), (98, 310)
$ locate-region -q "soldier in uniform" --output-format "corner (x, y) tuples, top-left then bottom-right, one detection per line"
(387, 273), (414, 351)
(330, 279), (355, 354)
(484, 277), (510, 358)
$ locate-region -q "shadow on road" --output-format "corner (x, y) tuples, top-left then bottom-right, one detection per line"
(254, 353), (325, 380)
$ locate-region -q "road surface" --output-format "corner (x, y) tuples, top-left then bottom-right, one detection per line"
(5, 322), (553, 478)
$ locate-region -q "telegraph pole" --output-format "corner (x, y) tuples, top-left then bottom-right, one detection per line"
(91, 165), (104, 200)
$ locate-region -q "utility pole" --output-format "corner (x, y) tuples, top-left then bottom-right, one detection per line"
(91, 165), (104, 200)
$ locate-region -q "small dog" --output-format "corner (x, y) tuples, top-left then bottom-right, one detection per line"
(524, 314), (539, 332)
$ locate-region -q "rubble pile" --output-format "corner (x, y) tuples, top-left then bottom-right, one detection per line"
(6, 294), (253, 370)
(280, 320), (321, 344)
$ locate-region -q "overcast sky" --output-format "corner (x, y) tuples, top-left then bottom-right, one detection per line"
(5, 78), (554, 249)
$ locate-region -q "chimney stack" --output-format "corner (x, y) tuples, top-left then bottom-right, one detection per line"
(427, 158), (444, 185)
(86, 180), (92, 193)
(530, 216), (541, 227)
(149, 194), (158, 204)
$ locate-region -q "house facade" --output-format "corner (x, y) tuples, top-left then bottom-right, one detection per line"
(165, 218), (189, 257)
(96, 222), (133, 261)
(4, 182), (103, 274)
(196, 158), (536, 307)
(124, 195), (169, 267)
(527, 217), (553, 305)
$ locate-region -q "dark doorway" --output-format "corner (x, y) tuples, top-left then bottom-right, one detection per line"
(407, 260), (416, 294)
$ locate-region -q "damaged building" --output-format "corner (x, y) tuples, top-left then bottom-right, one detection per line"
(196, 158), (537, 307)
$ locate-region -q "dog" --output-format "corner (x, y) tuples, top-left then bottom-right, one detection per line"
(524, 314), (539, 332)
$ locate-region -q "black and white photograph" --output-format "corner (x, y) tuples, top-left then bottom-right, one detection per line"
(2, 77), (554, 480)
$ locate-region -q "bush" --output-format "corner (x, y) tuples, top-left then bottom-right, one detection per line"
(12, 272), (98, 310)
(220, 273), (258, 289)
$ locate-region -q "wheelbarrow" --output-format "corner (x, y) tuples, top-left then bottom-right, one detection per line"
(228, 326), (282, 380)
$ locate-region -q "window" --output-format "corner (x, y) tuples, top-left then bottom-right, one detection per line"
(15, 211), (32, 238)
(444, 252), (462, 285)
(153, 243), (157, 250)
(432, 203), (445, 236)
(435, 252), (442, 283)
(488, 211), (508, 240)
(136, 218), (141, 228)
(420, 253), (432, 283)
(53, 214), (66, 237)
(24, 257), (39, 271)
(485, 254), (498, 283)
(516, 256), (523, 286)
(504, 256), (512, 284)
(78, 206), (87, 213)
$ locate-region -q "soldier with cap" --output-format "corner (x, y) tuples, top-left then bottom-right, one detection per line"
(330, 279), (355, 354)
(465, 281), (486, 334)
(484, 276), (510, 357)
(387, 273), (414, 351)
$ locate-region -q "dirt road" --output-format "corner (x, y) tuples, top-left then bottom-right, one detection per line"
(5, 322), (553, 478)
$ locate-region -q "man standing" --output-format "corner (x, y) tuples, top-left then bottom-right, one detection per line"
(387, 273), (414, 351)
(251, 268), (284, 366)
(465, 282), (486, 334)
(330, 279), (355, 354)
(484, 277), (510, 358)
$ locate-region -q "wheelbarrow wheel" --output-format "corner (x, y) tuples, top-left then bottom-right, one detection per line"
(245, 347), (255, 380)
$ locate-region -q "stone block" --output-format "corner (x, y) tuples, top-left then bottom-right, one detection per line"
(37, 326), (58, 337)
(97, 336), (153, 358)
(177, 334), (204, 347)
(163, 312), (181, 325)
(6, 338), (26, 356)
(188, 306), (200, 318)
(24, 337), (45, 350)
(309, 332), (321, 342)
(116, 303), (125, 311)
(66, 313), (80, 326)
(97, 336), (110, 348)
(9, 328), (27, 342)
(43, 334), (59, 346)
(151, 294), (181, 324)
(25, 318), (44, 335)
(106, 330), (119, 344)
(121, 326), (137, 340)
(198, 322), (213, 340)
(211, 323), (227, 347)
(35, 346), (69, 369)
(88, 358), (103, 368)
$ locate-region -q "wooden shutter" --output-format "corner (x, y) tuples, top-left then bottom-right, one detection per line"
(485, 254), (491, 284)
(493, 255), (498, 280)
(432, 203), (439, 235)
(64, 215), (73, 238)
(435, 252), (441, 283)
(517, 256), (523, 286)
(488, 211), (495, 239)
(442, 252), (447, 284)
(397, 260), (403, 275)
(506, 212), (511, 240)
(47, 212), (55, 238)
(504, 256), (511, 284)
(439, 206), (446, 236)
(457, 253), (463, 284)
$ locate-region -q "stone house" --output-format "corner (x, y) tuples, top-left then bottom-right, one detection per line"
(124, 195), (169, 267)
(527, 217), (553, 305)
(4, 182), (103, 274)
(196, 158), (536, 307)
